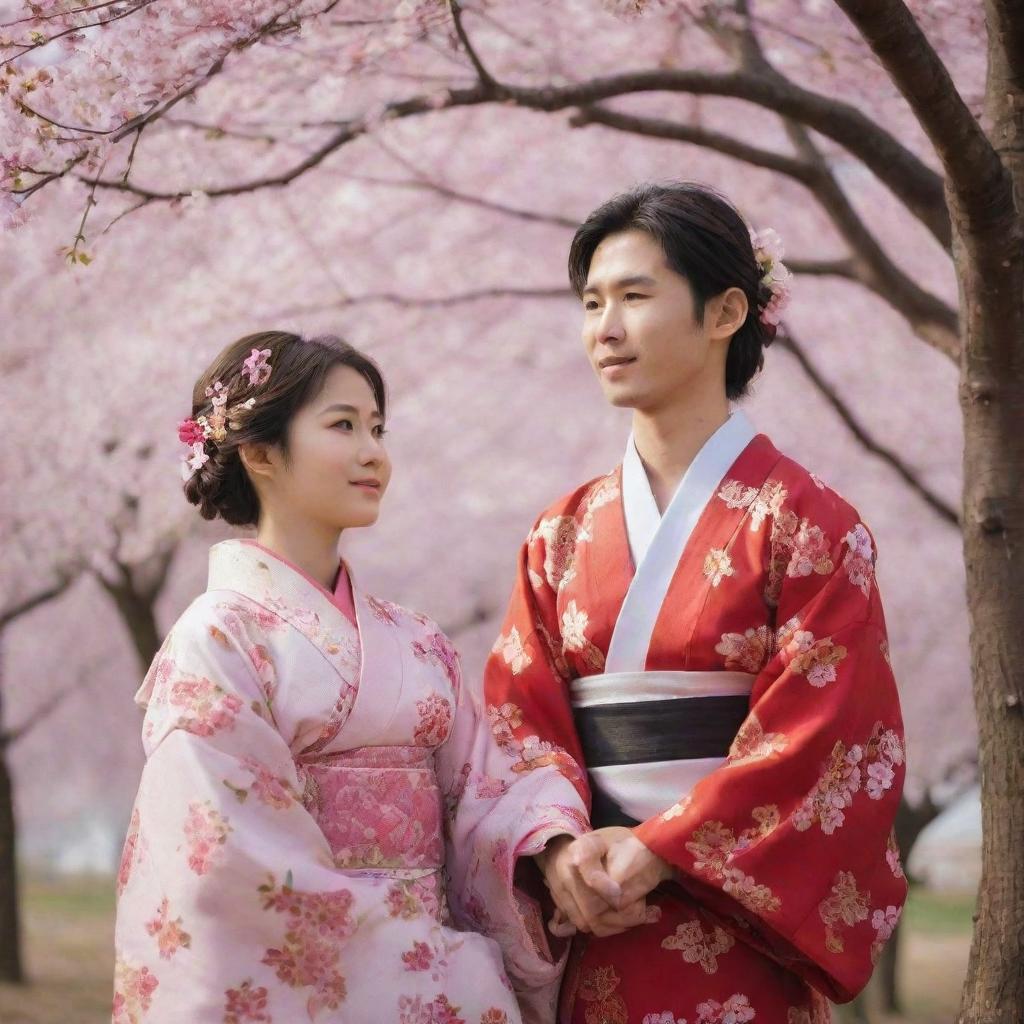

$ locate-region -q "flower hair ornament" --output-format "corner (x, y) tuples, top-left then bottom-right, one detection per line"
(749, 227), (792, 339)
(178, 347), (272, 481)
(242, 347), (272, 386)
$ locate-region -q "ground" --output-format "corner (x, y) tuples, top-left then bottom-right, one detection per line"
(0, 876), (974, 1023)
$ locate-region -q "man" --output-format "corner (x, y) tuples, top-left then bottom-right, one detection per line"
(483, 182), (906, 1023)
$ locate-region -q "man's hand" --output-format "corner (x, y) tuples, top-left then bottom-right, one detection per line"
(535, 829), (671, 938)
(596, 826), (676, 907)
(535, 833), (620, 936)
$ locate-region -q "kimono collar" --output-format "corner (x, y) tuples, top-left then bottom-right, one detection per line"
(206, 539), (362, 680)
(607, 409), (757, 674)
(622, 409), (757, 568)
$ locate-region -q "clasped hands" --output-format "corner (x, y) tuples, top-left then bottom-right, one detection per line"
(534, 826), (674, 939)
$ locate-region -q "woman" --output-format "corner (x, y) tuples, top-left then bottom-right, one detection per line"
(113, 332), (584, 1023)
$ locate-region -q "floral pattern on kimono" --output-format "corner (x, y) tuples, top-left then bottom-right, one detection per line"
(114, 540), (573, 1024)
(483, 434), (907, 1023)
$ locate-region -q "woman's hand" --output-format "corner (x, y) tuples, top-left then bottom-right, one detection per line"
(535, 833), (620, 935)
(535, 829), (670, 938)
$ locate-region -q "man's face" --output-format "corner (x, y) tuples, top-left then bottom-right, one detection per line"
(580, 229), (720, 413)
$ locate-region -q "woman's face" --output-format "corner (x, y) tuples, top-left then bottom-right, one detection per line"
(262, 364), (391, 532)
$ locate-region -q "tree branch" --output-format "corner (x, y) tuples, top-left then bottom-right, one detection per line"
(264, 286), (572, 321)
(0, 1), (157, 68)
(3, 675), (91, 749)
(367, 136), (579, 227)
(833, 0), (1010, 231)
(988, 0), (1024, 88)
(0, 573), (77, 630)
(780, 121), (959, 359)
(450, 1), (496, 88)
(55, 56), (949, 252)
(345, 171), (578, 227)
(776, 325), (960, 527)
(786, 257), (858, 279)
(570, 104), (820, 183)
(74, 83), (493, 203)
(501, 69), (950, 248)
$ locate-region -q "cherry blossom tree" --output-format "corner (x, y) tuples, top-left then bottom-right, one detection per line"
(3, 1), (1016, 1018)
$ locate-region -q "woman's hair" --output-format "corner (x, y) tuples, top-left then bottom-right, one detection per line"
(183, 331), (386, 526)
(567, 181), (775, 400)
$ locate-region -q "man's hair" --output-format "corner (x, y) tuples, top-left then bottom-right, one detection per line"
(568, 181), (775, 400)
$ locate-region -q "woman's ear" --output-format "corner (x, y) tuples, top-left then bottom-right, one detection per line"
(239, 442), (277, 483)
(711, 286), (750, 340)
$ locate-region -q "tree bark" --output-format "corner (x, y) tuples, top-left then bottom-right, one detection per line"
(954, 204), (1024, 1024)
(826, 4), (1024, 1019)
(955, 1), (1024, 1018)
(94, 542), (179, 674)
(98, 577), (163, 674)
(0, 636), (23, 984)
(0, 737), (23, 984)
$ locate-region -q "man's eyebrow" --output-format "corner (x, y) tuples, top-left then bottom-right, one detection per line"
(582, 274), (658, 296)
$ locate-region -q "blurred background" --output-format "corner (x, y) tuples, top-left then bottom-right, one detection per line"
(0, 2), (983, 1021)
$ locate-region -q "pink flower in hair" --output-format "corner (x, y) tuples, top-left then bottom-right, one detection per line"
(177, 418), (206, 445)
(180, 441), (209, 481)
(242, 348), (272, 387)
(750, 227), (792, 329)
(205, 381), (228, 407)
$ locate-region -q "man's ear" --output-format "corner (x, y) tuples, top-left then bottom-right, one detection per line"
(239, 442), (277, 483)
(710, 286), (750, 340)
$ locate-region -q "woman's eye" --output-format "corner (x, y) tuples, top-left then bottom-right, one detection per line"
(624, 292), (646, 301)
(372, 425), (387, 439)
(584, 301), (600, 311)
(333, 419), (354, 431)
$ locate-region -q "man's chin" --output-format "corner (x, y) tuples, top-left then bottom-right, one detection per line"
(601, 385), (642, 410)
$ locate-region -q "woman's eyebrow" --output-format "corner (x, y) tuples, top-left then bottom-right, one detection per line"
(320, 403), (382, 421)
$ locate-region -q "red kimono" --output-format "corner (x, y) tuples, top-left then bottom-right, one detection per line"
(484, 413), (907, 1024)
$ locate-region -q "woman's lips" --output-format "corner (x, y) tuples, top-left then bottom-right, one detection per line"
(351, 480), (381, 494)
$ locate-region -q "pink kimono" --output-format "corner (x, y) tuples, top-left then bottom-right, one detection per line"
(113, 540), (581, 1023)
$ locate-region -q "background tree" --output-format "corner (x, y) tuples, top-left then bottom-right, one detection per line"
(2, 1), (1002, 1016)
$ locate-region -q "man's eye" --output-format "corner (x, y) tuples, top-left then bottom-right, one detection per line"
(584, 301), (600, 311)
(624, 292), (646, 301)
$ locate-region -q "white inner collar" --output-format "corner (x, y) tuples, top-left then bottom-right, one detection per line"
(622, 410), (757, 568)
(607, 410), (757, 675)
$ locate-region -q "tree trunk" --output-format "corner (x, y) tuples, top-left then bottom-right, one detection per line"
(956, 246), (1024, 1024)
(875, 918), (902, 1016)
(98, 580), (163, 675)
(956, 5), (1024, 1018)
(954, 116), (1024, 1024)
(0, 738), (23, 984)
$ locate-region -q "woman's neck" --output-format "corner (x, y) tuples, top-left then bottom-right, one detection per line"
(255, 515), (341, 592)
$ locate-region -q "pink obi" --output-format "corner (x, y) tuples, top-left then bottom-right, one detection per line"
(298, 745), (445, 870)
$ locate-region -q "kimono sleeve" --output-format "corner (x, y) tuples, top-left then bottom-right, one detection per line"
(436, 547), (589, 1020)
(113, 594), (352, 1023)
(633, 518), (908, 1003)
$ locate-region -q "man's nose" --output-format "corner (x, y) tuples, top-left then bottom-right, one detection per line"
(597, 309), (626, 344)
